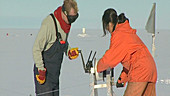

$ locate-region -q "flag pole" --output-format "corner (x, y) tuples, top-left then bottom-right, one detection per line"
(152, 3), (156, 58)
(145, 3), (156, 57)
(152, 33), (156, 57)
(152, 3), (156, 57)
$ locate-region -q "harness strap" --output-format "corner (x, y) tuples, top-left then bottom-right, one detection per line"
(50, 13), (65, 44)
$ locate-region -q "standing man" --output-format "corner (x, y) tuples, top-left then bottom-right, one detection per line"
(32, 0), (79, 96)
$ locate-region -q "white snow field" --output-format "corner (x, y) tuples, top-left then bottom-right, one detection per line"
(0, 28), (170, 96)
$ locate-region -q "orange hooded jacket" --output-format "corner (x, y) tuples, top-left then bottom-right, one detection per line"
(97, 20), (157, 82)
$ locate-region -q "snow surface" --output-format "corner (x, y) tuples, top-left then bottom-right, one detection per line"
(0, 28), (170, 96)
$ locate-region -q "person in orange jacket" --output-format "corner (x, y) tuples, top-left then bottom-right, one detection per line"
(97, 8), (157, 96)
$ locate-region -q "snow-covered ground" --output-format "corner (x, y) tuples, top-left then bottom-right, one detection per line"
(0, 28), (170, 96)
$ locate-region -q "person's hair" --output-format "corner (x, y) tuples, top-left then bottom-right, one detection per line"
(102, 8), (128, 36)
(63, 0), (78, 14)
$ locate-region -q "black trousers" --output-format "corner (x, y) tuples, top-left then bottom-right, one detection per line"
(34, 41), (68, 96)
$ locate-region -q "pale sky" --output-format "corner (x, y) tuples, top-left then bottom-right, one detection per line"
(0, 0), (169, 30)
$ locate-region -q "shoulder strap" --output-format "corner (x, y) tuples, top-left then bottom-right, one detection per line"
(50, 13), (59, 39)
(50, 13), (66, 44)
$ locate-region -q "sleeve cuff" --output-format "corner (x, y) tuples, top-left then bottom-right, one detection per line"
(35, 63), (45, 71)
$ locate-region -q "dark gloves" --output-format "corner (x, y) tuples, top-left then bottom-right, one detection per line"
(116, 67), (128, 88)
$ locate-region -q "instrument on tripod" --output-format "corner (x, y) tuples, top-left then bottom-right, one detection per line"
(78, 50), (116, 96)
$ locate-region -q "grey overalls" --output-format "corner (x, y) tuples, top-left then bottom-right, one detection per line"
(34, 14), (68, 96)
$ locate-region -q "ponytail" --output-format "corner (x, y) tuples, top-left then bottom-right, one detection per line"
(118, 13), (129, 24)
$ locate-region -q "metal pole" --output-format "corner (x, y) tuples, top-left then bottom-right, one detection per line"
(106, 69), (116, 96)
(152, 34), (156, 57)
(90, 69), (98, 96)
